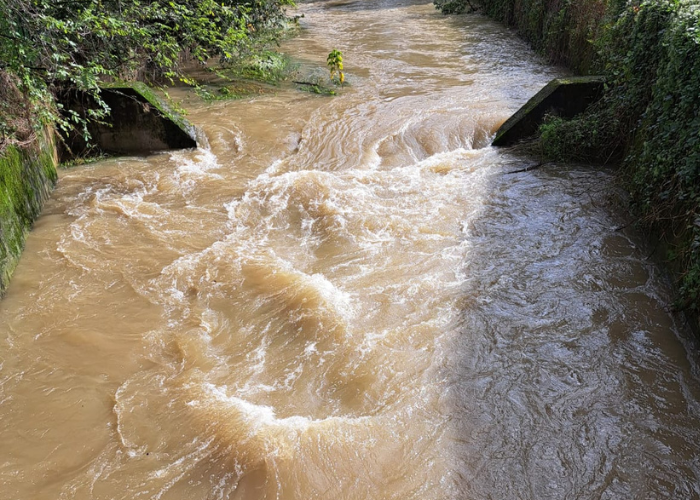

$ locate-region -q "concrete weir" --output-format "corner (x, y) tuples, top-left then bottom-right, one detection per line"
(59, 82), (198, 160)
(492, 76), (605, 147)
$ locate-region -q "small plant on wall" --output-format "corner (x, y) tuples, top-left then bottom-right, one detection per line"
(327, 49), (345, 86)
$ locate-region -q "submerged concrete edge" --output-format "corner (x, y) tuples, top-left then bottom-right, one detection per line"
(492, 76), (605, 147)
(59, 82), (198, 160)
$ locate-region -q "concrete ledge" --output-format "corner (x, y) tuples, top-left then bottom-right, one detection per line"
(492, 76), (605, 147)
(59, 82), (197, 160)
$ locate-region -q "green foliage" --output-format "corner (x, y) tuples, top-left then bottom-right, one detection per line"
(626, 3), (700, 214)
(326, 49), (345, 86)
(195, 81), (272, 101)
(307, 85), (337, 95)
(296, 82), (336, 96)
(539, 110), (622, 164)
(469, 0), (700, 309)
(226, 51), (298, 84)
(193, 51), (297, 100)
(0, 0), (295, 150)
(433, 0), (477, 15)
(0, 72), (37, 150)
(434, 0), (615, 73)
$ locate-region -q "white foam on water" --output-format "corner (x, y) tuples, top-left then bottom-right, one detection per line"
(170, 147), (224, 196)
(192, 383), (369, 432)
(264, 158), (287, 176)
(246, 335), (270, 375)
(304, 272), (355, 319)
(148, 438), (217, 500)
(210, 125), (245, 156)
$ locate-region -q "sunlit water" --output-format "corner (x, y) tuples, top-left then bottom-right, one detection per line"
(2, 0), (700, 498)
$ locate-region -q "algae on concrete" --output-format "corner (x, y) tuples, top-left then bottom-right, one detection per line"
(0, 129), (57, 295)
(101, 81), (197, 140)
(59, 82), (197, 160)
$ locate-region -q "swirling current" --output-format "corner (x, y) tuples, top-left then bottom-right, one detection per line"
(1, 0), (700, 499)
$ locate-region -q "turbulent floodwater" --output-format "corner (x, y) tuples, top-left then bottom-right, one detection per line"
(2, 0), (700, 499)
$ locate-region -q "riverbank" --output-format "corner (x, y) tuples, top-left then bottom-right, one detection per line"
(0, 130), (57, 295)
(436, 0), (700, 327)
(3, 1), (700, 497)
(0, 0), (296, 295)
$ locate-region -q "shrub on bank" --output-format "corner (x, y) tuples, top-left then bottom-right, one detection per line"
(538, 1), (700, 313)
(434, 0), (625, 73)
(436, 0), (700, 313)
(0, 0), (294, 151)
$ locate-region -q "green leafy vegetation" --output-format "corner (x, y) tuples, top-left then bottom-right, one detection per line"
(302, 84), (337, 96)
(438, 0), (700, 312)
(0, 0), (295, 151)
(292, 70), (338, 95)
(326, 49), (345, 85)
(185, 51), (298, 101)
(294, 80), (337, 95)
(434, 0), (623, 73)
(226, 50), (298, 84)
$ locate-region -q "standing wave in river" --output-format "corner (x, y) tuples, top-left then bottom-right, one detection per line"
(1, 0), (699, 499)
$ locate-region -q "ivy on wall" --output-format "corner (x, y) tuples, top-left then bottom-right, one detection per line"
(437, 0), (700, 312)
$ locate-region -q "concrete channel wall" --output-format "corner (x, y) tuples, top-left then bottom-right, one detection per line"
(0, 83), (197, 296)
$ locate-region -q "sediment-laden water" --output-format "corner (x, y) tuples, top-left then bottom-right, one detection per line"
(1, 0), (700, 498)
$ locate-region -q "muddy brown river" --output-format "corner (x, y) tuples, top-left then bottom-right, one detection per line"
(2, 0), (700, 498)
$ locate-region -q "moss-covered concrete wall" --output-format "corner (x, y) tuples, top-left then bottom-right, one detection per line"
(0, 129), (57, 295)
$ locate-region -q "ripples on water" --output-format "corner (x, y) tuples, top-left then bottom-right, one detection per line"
(1, 0), (700, 499)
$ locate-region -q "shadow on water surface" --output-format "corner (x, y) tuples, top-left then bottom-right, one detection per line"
(4, 0), (700, 498)
(445, 161), (700, 499)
